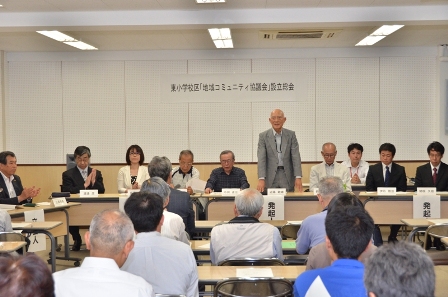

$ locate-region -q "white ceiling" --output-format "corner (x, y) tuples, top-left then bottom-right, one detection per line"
(0, 0), (448, 52)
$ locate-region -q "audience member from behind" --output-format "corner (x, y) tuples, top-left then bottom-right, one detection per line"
(210, 188), (283, 265)
(294, 205), (374, 297)
(0, 254), (54, 297)
(122, 192), (198, 297)
(141, 177), (189, 244)
(0, 151), (40, 205)
(364, 241), (435, 297)
(0, 208), (12, 232)
(306, 192), (377, 270)
(341, 143), (369, 184)
(295, 176), (344, 254)
(53, 209), (154, 297)
(148, 156), (195, 237)
(117, 144), (150, 193)
(171, 150), (200, 195)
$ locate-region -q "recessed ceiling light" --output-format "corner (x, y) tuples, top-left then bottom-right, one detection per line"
(0, 5), (3, 7)
(36, 30), (97, 50)
(208, 28), (233, 48)
(371, 25), (404, 36)
(196, 0), (225, 3)
(64, 41), (98, 50)
(356, 35), (386, 46)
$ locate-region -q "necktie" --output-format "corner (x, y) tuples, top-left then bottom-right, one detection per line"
(275, 133), (283, 166)
(82, 170), (87, 181)
(385, 166), (390, 186)
(433, 168), (437, 186)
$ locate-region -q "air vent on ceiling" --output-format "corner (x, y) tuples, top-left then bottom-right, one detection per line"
(260, 30), (342, 40)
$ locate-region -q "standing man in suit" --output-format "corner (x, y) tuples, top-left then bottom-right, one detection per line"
(257, 109), (303, 193)
(309, 143), (352, 191)
(62, 146), (105, 251)
(148, 156), (195, 237)
(415, 141), (448, 249)
(366, 143), (407, 244)
(0, 151), (40, 205)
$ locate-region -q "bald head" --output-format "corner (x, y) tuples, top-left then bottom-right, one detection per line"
(321, 142), (337, 165)
(269, 109), (286, 133)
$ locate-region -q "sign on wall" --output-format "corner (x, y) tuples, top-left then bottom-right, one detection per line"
(161, 73), (307, 103)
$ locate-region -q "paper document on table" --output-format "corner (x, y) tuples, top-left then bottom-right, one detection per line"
(199, 243), (210, 249)
(186, 179), (207, 193)
(36, 202), (51, 206)
(12, 223), (32, 229)
(0, 204), (16, 210)
(236, 268), (274, 278)
(287, 221), (302, 225)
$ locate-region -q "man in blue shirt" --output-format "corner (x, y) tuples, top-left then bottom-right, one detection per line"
(294, 205), (374, 297)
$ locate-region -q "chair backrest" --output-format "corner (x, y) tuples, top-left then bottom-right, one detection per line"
(155, 294), (186, 297)
(280, 224), (300, 239)
(425, 224), (448, 248)
(214, 277), (292, 297)
(218, 258), (285, 266)
(0, 232), (26, 242)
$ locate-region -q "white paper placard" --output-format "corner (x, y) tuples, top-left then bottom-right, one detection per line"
(377, 187), (396, 195)
(413, 195), (440, 219)
(417, 187), (437, 195)
(236, 268), (274, 278)
(186, 179), (207, 193)
(259, 195), (284, 220)
(119, 196), (129, 212)
(24, 209), (46, 252)
(178, 189), (188, 192)
(222, 188), (240, 196)
(313, 188), (319, 195)
(51, 197), (67, 207)
(80, 190), (98, 197)
(267, 188), (286, 195)
(127, 189), (140, 197)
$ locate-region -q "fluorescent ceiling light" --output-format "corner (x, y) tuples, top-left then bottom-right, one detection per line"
(371, 25), (404, 36)
(196, 0), (225, 3)
(36, 30), (97, 50)
(208, 28), (233, 48)
(64, 41), (98, 50)
(356, 35), (386, 46)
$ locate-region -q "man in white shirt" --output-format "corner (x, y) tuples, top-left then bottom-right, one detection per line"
(341, 143), (369, 184)
(141, 177), (189, 244)
(53, 209), (154, 297)
(309, 143), (351, 191)
(210, 188), (283, 265)
(171, 150), (200, 195)
(122, 191), (199, 297)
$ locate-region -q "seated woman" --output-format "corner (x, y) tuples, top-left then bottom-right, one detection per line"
(117, 145), (150, 193)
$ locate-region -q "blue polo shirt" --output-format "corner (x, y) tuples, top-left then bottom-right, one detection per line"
(293, 259), (367, 297)
(295, 210), (327, 254)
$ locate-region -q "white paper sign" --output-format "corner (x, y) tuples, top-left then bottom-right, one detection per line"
(51, 197), (67, 207)
(127, 189), (140, 197)
(24, 209), (46, 252)
(267, 188), (286, 195)
(417, 187), (437, 195)
(413, 195), (440, 219)
(377, 187), (396, 195)
(259, 195), (284, 220)
(313, 188), (319, 195)
(80, 190), (98, 197)
(186, 179), (207, 193)
(236, 268), (274, 278)
(222, 188), (240, 196)
(119, 197), (129, 212)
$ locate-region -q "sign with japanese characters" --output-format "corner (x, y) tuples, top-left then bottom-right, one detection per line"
(24, 209), (46, 252)
(222, 188), (240, 196)
(413, 195), (440, 219)
(161, 73), (307, 102)
(267, 188), (286, 195)
(416, 187), (437, 195)
(80, 190), (98, 197)
(377, 187), (396, 195)
(259, 195), (284, 220)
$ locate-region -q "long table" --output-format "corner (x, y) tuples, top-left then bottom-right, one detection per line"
(191, 240), (297, 256)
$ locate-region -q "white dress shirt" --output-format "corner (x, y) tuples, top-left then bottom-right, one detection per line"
(162, 210), (189, 244)
(341, 159), (370, 184)
(121, 232), (199, 297)
(1, 172), (16, 199)
(53, 257), (154, 297)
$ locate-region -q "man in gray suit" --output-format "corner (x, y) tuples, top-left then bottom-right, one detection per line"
(257, 109), (303, 193)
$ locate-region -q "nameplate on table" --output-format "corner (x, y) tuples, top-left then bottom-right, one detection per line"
(79, 190), (98, 197)
(51, 197), (67, 207)
(267, 188), (286, 195)
(313, 188), (319, 195)
(417, 187), (437, 195)
(377, 187), (396, 195)
(222, 188), (240, 196)
(127, 189), (140, 197)
(413, 195), (440, 219)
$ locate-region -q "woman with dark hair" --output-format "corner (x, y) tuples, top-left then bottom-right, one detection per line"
(117, 145), (150, 193)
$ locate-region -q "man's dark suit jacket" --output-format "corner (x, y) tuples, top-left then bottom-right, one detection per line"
(414, 162), (448, 191)
(366, 162), (407, 192)
(166, 188), (195, 236)
(62, 167), (105, 194)
(0, 174), (25, 205)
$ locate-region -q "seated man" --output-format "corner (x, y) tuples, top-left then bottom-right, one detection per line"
(309, 143), (351, 191)
(62, 146), (105, 251)
(294, 205), (374, 297)
(148, 156), (195, 237)
(140, 177), (189, 245)
(296, 176), (344, 254)
(210, 188), (283, 265)
(364, 241), (435, 297)
(171, 150), (200, 195)
(205, 150), (250, 193)
(0, 151), (40, 205)
(366, 143), (406, 244)
(415, 141), (448, 249)
(53, 209), (154, 297)
(122, 192), (198, 297)
(306, 192), (377, 270)
(341, 143), (369, 184)
(0, 208), (12, 232)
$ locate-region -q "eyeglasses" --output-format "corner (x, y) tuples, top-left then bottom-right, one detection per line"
(323, 154), (336, 158)
(76, 157), (89, 163)
(180, 162), (192, 166)
(220, 159), (234, 164)
(270, 116), (284, 120)
(129, 152), (140, 156)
